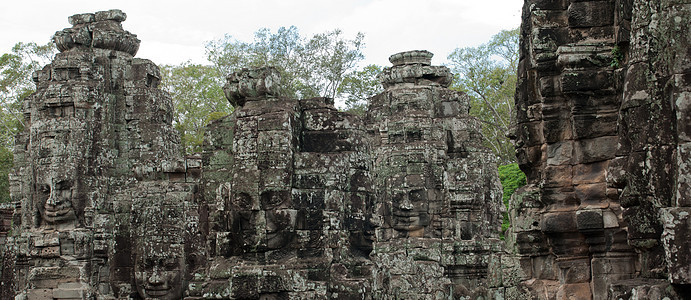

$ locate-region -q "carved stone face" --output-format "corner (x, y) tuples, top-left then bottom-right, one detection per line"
(32, 134), (84, 229)
(134, 244), (185, 300)
(229, 190), (296, 253)
(391, 189), (430, 232)
(34, 172), (77, 228)
(349, 218), (376, 255)
(261, 190), (296, 249)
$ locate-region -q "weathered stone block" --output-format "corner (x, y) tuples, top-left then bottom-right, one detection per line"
(94, 9), (127, 22)
(568, 1), (614, 27)
(576, 209), (604, 231)
(660, 207), (691, 284)
(542, 211), (578, 233)
(561, 70), (614, 93)
(556, 257), (591, 283)
(68, 13), (95, 25)
(556, 282), (591, 299)
(573, 136), (618, 163)
(542, 164), (573, 188)
(678, 142), (691, 207)
(531, 0), (568, 10)
(223, 67), (281, 106)
(575, 182), (608, 206)
(573, 112), (619, 139)
(622, 201), (663, 248)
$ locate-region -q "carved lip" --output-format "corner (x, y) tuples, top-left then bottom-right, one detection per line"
(43, 205), (73, 218)
(393, 212), (421, 221)
(145, 287), (171, 297)
(394, 218), (419, 225)
(265, 230), (287, 241)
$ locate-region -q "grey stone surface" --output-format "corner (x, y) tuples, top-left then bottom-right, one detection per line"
(6, 2), (687, 299)
(1, 27), (504, 297)
(366, 50), (503, 299)
(2, 10), (195, 299)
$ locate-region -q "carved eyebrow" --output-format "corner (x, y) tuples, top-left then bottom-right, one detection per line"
(54, 180), (72, 189)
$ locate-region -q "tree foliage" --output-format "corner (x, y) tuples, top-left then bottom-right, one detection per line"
(206, 26), (365, 100)
(448, 28), (519, 164)
(338, 64), (383, 115)
(498, 163), (527, 235)
(160, 62), (232, 154)
(0, 42), (56, 149)
(0, 42), (56, 203)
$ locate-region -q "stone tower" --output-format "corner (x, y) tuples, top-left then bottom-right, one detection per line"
(5, 10), (199, 299)
(366, 50), (504, 298)
(196, 67), (375, 298)
(1, 10), (508, 299)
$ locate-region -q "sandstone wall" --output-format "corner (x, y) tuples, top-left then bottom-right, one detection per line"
(511, 0), (690, 299)
(193, 51), (505, 299)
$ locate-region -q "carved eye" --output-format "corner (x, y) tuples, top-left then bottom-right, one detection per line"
(409, 189), (426, 202)
(54, 180), (71, 190)
(164, 258), (179, 269)
(260, 191), (288, 209)
(231, 193), (253, 208)
(40, 184), (51, 194)
(144, 258), (157, 268)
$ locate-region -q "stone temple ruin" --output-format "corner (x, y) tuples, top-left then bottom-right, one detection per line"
(0, 1), (690, 299)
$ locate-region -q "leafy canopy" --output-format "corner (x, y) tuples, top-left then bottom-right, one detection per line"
(159, 62), (232, 154)
(206, 26), (365, 101)
(0, 42), (56, 148)
(498, 163), (527, 235)
(448, 28), (519, 164)
(338, 64), (383, 115)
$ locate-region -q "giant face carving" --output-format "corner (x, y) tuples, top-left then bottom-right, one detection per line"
(32, 134), (84, 229)
(134, 243), (185, 300)
(229, 190), (296, 254)
(35, 174), (77, 227)
(391, 189), (430, 232)
(349, 217), (376, 255)
(261, 190), (296, 250)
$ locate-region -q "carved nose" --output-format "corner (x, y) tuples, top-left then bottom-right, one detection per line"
(47, 186), (57, 206)
(400, 199), (414, 210)
(148, 269), (164, 285)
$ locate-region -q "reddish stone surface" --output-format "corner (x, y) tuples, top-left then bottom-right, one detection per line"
(509, 0), (691, 299)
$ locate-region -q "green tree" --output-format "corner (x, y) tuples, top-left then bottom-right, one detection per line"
(0, 146), (12, 203)
(0, 41), (56, 203)
(498, 163), (527, 236)
(338, 64), (383, 115)
(1, 42), (56, 148)
(206, 26), (365, 101)
(448, 28), (519, 164)
(160, 62), (232, 154)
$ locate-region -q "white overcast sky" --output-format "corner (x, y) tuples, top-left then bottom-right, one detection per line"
(1, 0), (522, 67)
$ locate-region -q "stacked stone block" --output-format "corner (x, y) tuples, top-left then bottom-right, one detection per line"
(2, 9), (508, 300)
(511, 0), (690, 299)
